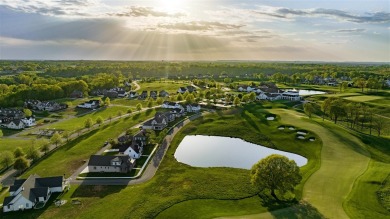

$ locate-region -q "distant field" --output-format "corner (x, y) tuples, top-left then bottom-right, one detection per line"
(138, 81), (190, 94)
(46, 106), (131, 131)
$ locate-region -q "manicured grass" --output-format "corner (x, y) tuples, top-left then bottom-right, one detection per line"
(156, 196), (267, 219)
(46, 106), (131, 131)
(138, 81), (189, 94)
(344, 95), (384, 102)
(4, 103), (386, 219)
(21, 110), (155, 177)
(0, 138), (47, 170)
(270, 109), (370, 219)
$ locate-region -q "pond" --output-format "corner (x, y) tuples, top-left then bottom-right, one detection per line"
(299, 89), (326, 96)
(174, 135), (307, 169)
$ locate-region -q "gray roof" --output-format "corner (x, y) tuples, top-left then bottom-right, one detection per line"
(88, 155), (130, 166)
(4, 174), (63, 204)
(3, 196), (15, 206)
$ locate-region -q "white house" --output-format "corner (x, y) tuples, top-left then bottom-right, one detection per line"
(177, 87), (187, 94)
(3, 175), (64, 213)
(161, 101), (183, 110)
(281, 90), (301, 101)
(142, 112), (168, 130)
(237, 85), (255, 92)
(21, 116), (36, 127)
(87, 155), (135, 173)
(128, 92), (139, 99)
(186, 104), (201, 113)
(77, 100), (101, 109)
(5, 120), (26, 130)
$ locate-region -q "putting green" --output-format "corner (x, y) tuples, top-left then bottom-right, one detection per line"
(344, 95), (384, 102)
(270, 109), (370, 219)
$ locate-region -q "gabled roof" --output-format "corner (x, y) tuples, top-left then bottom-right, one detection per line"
(35, 176), (63, 188)
(30, 187), (50, 198)
(88, 155), (130, 166)
(3, 196), (15, 206)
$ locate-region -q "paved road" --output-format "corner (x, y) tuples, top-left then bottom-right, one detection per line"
(70, 113), (203, 185)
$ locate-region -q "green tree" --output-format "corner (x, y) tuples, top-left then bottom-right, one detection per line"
(303, 102), (315, 118)
(136, 103), (142, 112)
(1, 151), (14, 168)
(62, 130), (70, 142)
(147, 100), (153, 108)
(26, 146), (40, 162)
(117, 110), (123, 117)
(0, 129), (3, 138)
(104, 97), (111, 106)
(23, 108), (33, 117)
(96, 116), (104, 126)
(329, 99), (346, 124)
(14, 157), (29, 172)
(14, 147), (25, 158)
(177, 93), (184, 101)
(321, 97), (336, 121)
(40, 142), (50, 155)
(233, 97), (241, 106)
(50, 132), (63, 147)
(185, 93), (195, 104)
(251, 154), (302, 201)
(373, 116), (387, 136)
(355, 78), (366, 92)
(84, 118), (94, 130)
(156, 97), (164, 105)
(127, 108), (133, 114)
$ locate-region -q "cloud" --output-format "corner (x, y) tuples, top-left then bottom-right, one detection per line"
(249, 6), (390, 23)
(107, 6), (185, 18)
(157, 21), (244, 31)
(0, 0), (96, 17)
(335, 28), (366, 33)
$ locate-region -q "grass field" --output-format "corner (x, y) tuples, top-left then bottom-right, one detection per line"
(21, 109), (155, 177)
(138, 81), (190, 94)
(1, 102), (388, 218)
(271, 109), (370, 219)
(344, 95), (384, 102)
(0, 138), (48, 170)
(45, 106), (131, 132)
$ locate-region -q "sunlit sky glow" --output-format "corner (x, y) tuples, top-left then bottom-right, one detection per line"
(0, 0), (389, 61)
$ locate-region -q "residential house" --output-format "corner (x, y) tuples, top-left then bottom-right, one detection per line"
(70, 90), (83, 98)
(142, 112), (169, 130)
(119, 131), (148, 159)
(128, 91), (139, 99)
(3, 120), (26, 130)
(87, 155), (135, 173)
(150, 91), (158, 99)
(237, 85), (255, 92)
(186, 104), (201, 113)
(161, 101), (183, 110)
(21, 116), (36, 127)
(24, 100), (67, 112)
(186, 86), (196, 93)
(138, 91), (148, 100)
(3, 174), (64, 212)
(177, 87), (187, 94)
(77, 100), (101, 109)
(159, 90), (169, 97)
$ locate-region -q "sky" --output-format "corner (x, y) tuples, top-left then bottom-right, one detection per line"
(0, 0), (389, 62)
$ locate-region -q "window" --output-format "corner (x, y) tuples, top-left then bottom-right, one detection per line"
(94, 167), (96, 170)
(26, 203), (29, 208)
